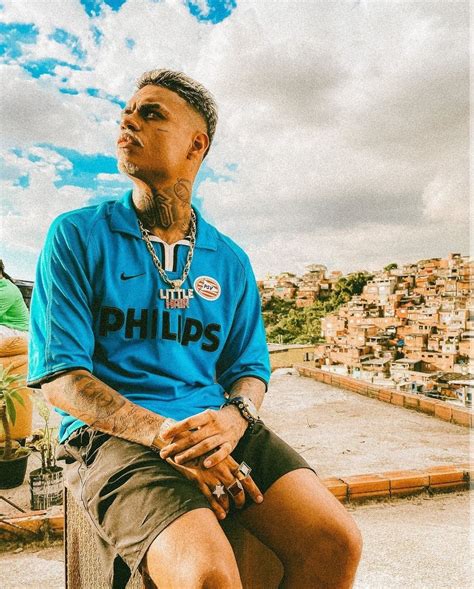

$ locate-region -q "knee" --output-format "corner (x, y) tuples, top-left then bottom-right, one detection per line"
(286, 518), (363, 578)
(341, 520), (363, 564)
(146, 556), (242, 589)
(323, 518), (363, 569)
(178, 562), (242, 589)
(200, 564), (243, 589)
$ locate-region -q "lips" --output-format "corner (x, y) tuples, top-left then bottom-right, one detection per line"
(117, 133), (142, 147)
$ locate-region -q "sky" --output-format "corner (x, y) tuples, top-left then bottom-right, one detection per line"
(0, 0), (470, 281)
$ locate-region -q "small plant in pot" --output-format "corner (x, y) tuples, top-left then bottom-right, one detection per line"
(28, 395), (63, 510)
(0, 364), (31, 489)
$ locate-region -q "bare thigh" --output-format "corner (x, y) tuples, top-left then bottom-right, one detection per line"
(143, 507), (242, 589)
(237, 469), (362, 584)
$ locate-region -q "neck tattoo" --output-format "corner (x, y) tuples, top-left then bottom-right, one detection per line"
(139, 178), (192, 231)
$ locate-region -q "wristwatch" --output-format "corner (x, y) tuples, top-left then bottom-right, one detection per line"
(224, 396), (260, 431)
(150, 417), (177, 452)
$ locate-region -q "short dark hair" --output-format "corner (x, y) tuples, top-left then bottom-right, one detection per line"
(0, 260), (14, 282)
(136, 69), (218, 158)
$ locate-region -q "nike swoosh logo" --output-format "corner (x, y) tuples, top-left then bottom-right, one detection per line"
(120, 272), (146, 281)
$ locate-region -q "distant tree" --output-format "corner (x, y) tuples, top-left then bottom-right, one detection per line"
(263, 272), (374, 344)
(384, 262), (398, 271)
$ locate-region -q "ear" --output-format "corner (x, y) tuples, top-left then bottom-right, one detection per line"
(187, 131), (209, 161)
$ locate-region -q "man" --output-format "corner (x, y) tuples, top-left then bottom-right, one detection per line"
(28, 69), (362, 588)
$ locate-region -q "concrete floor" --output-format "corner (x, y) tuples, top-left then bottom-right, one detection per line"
(1, 369), (472, 588)
(0, 492), (471, 589)
(262, 369), (471, 478)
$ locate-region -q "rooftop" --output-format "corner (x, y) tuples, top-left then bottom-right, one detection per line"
(1, 369), (471, 587)
(262, 370), (470, 477)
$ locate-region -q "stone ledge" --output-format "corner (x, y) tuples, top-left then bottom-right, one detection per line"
(0, 464), (471, 543)
(295, 364), (473, 428)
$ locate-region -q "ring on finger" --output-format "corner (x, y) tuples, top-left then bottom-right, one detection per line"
(212, 483), (226, 499)
(226, 480), (244, 497)
(235, 461), (252, 479)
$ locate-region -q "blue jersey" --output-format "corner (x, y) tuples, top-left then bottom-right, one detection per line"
(28, 191), (270, 443)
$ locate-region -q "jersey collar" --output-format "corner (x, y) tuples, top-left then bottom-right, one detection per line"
(110, 190), (218, 251)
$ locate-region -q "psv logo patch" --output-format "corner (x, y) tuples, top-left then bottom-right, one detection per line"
(194, 276), (221, 301)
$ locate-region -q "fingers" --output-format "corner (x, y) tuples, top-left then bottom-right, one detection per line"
(209, 458), (264, 508)
(225, 479), (246, 509)
(166, 457), (229, 520)
(159, 429), (207, 459)
(200, 483), (228, 521)
(173, 435), (224, 465)
(213, 484), (230, 514)
(161, 409), (216, 441)
(213, 463), (247, 509)
(239, 474), (264, 505)
(202, 442), (233, 468)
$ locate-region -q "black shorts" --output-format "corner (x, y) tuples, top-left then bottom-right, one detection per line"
(58, 422), (317, 589)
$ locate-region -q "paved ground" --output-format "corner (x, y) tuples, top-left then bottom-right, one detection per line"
(1, 492), (471, 589)
(262, 369), (471, 478)
(1, 369), (472, 587)
(351, 491), (472, 589)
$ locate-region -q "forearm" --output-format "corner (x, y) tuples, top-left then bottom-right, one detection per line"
(42, 369), (166, 449)
(227, 376), (266, 411)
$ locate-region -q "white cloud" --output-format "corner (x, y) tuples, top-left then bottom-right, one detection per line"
(0, 65), (119, 154)
(422, 165), (469, 224)
(1, 149), (92, 253)
(194, 0), (469, 276)
(1, 0), (469, 280)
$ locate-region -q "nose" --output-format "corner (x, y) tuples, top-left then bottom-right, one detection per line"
(120, 110), (140, 132)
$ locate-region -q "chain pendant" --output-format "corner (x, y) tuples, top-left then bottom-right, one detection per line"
(138, 212), (197, 310)
(159, 287), (194, 309)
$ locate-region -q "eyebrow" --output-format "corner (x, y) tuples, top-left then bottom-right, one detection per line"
(122, 102), (171, 116)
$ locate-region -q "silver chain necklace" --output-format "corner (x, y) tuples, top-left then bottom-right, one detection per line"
(138, 210), (197, 309)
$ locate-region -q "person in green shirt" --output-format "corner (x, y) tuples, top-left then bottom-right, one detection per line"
(0, 260), (29, 336)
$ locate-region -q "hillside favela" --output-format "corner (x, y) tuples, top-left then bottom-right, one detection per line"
(1, 251), (472, 588)
(259, 252), (473, 408)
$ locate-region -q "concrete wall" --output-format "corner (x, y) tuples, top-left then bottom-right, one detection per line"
(295, 364), (473, 429)
(269, 346), (314, 371)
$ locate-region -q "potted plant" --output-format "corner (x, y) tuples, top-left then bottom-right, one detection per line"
(28, 395), (63, 510)
(0, 364), (31, 489)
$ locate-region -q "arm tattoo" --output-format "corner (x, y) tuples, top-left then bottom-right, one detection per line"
(58, 372), (163, 447)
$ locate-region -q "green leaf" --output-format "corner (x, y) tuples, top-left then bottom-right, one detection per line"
(10, 391), (25, 407)
(5, 396), (16, 425)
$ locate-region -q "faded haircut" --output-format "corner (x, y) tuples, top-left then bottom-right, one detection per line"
(136, 69), (218, 158)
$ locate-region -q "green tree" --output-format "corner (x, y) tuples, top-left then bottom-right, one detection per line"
(384, 262), (398, 271)
(263, 272), (374, 344)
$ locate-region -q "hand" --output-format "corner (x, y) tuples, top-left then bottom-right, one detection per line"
(159, 406), (247, 468)
(166, 454), (263, 520)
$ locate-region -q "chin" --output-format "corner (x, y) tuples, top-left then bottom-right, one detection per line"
(118, 159), (140, 176)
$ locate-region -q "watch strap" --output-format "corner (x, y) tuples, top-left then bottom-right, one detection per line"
(225, 396), (259, 431)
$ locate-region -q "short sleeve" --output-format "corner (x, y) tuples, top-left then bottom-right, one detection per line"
(0, 283), (14, 318)
(27, 215), (95, 387)
(216, 257), (270, 392)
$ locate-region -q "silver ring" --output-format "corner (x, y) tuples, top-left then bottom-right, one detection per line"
(226, 480), (244, 497)
(212, 483), (226, 499)
(236, 461), (252, 478)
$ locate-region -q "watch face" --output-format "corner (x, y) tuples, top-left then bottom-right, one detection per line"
(158, 417), (177, 441)
(242, 397), (259, 420)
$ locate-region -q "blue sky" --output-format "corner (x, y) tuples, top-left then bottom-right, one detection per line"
(1, 0), (469, 280)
